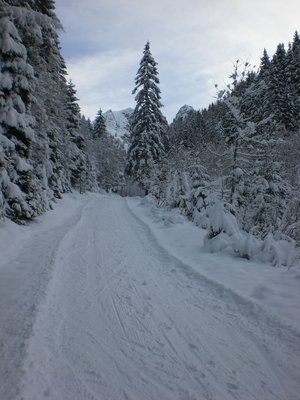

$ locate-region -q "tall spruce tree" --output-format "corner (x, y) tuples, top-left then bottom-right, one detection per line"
(93, 108), (106, 138)
(126, 41), (167, 192)
(1, 1), (99, 221)
(0, 11), (37, 221)
(66, 80), (81, 132)
(65, 80), (86, 191)
(159, 32), (299, 246)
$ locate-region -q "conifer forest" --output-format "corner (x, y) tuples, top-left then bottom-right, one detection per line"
(1, 2), (300, 399)
(1, 1), (299, 254)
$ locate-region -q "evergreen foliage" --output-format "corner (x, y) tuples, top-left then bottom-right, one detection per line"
(65, 80), (90, 192)
(0, 1), (98, 221)
(164, 32), (300, 247)
(0, 9), (39, 220)
(0, 0), (299, 257)
(88, 109), (126, 192)
(126, 41), (168, 192)
(93, 108), (106, 138)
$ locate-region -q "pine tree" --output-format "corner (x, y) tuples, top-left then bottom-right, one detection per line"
(165, 169), (191, 210)
(288, 31), (300, 127)
(23, 0), (72, 198)
(291, 31), (300, 91)
(80, 115), (93, 138)
(259, 48), (271, 77)
(1, 1), (98, 221)
(268, 43), (294, 131)
(66, 80), (81, 132)
(164, 35), (299, 247)
(31, 0), (55, 14)
(93, 108), (106, 138)
(96, 135), (126, 192)
(65, 80), (87, 191)
(246, 157), (291, 238)
(0, 9), (38, 221)
(126, 41), (167, 192)
(89, 108), (126, 192)
(217, 62), (255, 209)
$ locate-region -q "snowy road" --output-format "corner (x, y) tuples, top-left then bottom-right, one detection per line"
(1, 195), (300, 399)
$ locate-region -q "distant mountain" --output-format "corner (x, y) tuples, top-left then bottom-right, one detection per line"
(103, 108), (133, 141)
(174, 105), (195, 121)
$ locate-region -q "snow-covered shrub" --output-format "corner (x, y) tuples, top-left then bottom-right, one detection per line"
(244, 159), (291, 239)
(202, 200), (242, 253)
(231, 234), (261, 260)
(203, 231), (233, 253)
(188, 166), (210, 221)
(165, 170), (192, 213)
(202, 199), (296, 267)
(280, 197), (300, 247)
(206, 200), (240, 238)
(233, 234), (296, 267)
(255, 235), (296, 267)
(140, 194), (185, 227)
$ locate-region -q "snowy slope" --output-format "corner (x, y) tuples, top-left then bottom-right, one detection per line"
(174, 104), (195, 121)
(0, 194), (300, 400)
(103, 108), (133, 141)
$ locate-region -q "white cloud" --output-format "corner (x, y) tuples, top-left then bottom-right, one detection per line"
(66, 49), (139, 119)
(56, 0), (300, 121)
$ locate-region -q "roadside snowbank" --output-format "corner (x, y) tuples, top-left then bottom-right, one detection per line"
(0, 192), (91, 400)
(127, 196), (300, 331)
(197, 200), (296, 267)
(0, 192), (86, 270)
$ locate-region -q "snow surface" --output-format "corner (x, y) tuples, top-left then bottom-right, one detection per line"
(103, 108), (133, 141)
(0, 193), (300, 400)
(127, 197), (300, 331)
(173, 104), (194, 121)
(0, 193), (87, 400)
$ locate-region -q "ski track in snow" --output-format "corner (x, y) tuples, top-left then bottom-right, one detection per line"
(1, 195), (300, 400)
(0, 196), (87, 400)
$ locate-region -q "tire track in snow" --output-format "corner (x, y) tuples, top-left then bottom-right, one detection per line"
(111, 293), (129, 340)
(16, 195), (300, 400)
(125, 196), (300, 399)
(0, 195), (90, 400)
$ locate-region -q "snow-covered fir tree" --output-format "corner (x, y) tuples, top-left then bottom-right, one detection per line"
(126, 41), (168, 193)
(93, 108), (106, 139)
(0, 7), (39, 221)
(0, 1), (98, 221)
(1, 2), (299, 254)
(88, 109), (126, 192)
(66, 80), (81, 133)
(96, 134), (126, 192)
(164, 33), (300, 247)
(65, 80), (88, 192)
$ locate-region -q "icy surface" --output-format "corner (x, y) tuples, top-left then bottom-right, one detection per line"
(0, 194), (299, 400)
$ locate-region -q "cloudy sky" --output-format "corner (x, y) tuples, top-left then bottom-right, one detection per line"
(55, 0), (299, 122)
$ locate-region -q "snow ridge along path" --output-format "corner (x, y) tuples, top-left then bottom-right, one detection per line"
(2, 194), (299, 400)
(0, 194), (88, 400)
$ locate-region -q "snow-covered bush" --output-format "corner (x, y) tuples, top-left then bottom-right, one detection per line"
(140, 194), (185, 226)
(202, 200), (242, 253)
(201, 200), (296, 267)
(234, 234), (296, 267)
(280, 197), (300, 247)
(165, 170), (192, 213)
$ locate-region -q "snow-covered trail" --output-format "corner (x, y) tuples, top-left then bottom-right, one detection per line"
(7, 195), (300, 399)
(0, 195), (89, 400)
